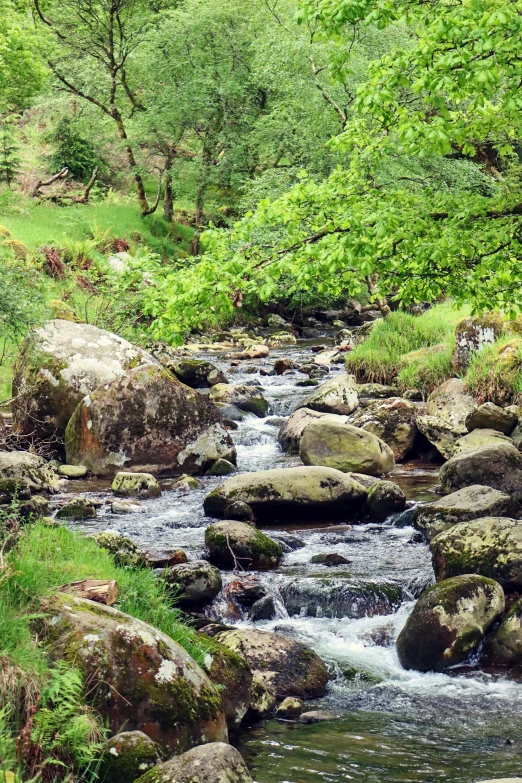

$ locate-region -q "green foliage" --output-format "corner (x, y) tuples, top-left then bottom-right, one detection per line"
(0, 0), (47, 111)
(0, 117), (20, 187)
(47, 117), (104, 183)
(0, 260), (47, 349)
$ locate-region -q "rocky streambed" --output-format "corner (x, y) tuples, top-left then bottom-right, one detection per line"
(40, 330), (522, 783)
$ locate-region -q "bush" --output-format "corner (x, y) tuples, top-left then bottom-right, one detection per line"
(47, 118), (105, 183)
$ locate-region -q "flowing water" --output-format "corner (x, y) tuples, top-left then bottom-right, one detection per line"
(62, 337), (522, 782)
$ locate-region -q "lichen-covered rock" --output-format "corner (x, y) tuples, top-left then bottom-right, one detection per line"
(276, 697), (303, 719)
(426, 379), (477, 433)
(249, 672), (277, 717)
(298, 374), (359, 415)
(267, 331), (297, 348)
(135, 743), (253, 783)
(415, 414), (462, 459)
(112, 472), (161, 498)
(12, 320), (160, 440)
(0, 451), (59, 493)
(356, 383), (398, 399)
(201, 639), (253, 731)
(348, 397), (417, 460)
(166, 561), (222, 607)
(396, 575), (504, 672)
(366, 480), (406, 522)
(215, 628), (328, 700)
(205, 521), (283, 570)
(112, 500), (143, 515)
(91, 531), (146, 567)
(205, 458), (235, 477)
(414, 485), (522, 541)
(452, 314), (504, 372)
(453, 428), (513, 454)
(204, 466), (367, 522)
(430, 516), (522, 586)
(41, 594), (227, 755)
(313, 348), (345, 366)
(58, 464), (87, 479)
(277, 408), (347, 453)
(55, 497), (97, 520)
(483, 596), (522, 665)
(281, 577), (402, 619)
(466, 402), (518, 434)
(171, 359), (227, 388)
(209, 384), (268, 417)
(300, 420), (395, 476)
(439, 443), (522, 500)
(102, 731), (161, 783)
(65, 365), (236, 476)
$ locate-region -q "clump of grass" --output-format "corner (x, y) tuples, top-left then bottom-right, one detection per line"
(346, 302), (468, 387)
(464, 335), (522, 405)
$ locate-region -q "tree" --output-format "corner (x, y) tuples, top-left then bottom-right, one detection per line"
(0, 0), (47, 112)
(0, 117), (21, 186)
(47, 117), (105, 182)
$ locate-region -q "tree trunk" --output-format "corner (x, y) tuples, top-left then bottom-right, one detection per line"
(365, 272), (391, 318)
(163, 157), (174, 223)
(113, 109), (150, 215)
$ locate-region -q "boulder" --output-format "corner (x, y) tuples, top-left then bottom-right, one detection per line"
(201, 640), (253, 732)
(414, 485), (522, 541)
(430, 517), (522, 587)
(91, 531), (146, 568)
(58, 464), (87, 479)
(0, 451), (59, 493)
(42, 594), (227, 755)
(267, 314), (287, 328)
(278, 408), (348, 453)
(224, 577), (266, 606)
(224, 501), (256, 524)
(111, 500), (143, 514)
(483, 597), (522, 666)
(215, 628), (328, 700)
(452, 314), (504, 372)
(356, 383), (398, 399)
(426, 378), (477, 432)
(313, 348), (345, 366)
(276, 697), (303, 720)
(166, 561), (222, 607)
(466, 402), (517, 434)
(102, 731), (161, 783)
(204, 466), (367, 522)
(209, 384), (268, 417)
(310, 553), (350, 567)
(12, 320), (159, 440)
(55, 497), (97, 520)
(348, 397), (417, 460)
(267, 331), (296, 347)
(298, 374), (359, 416)
(111, 471), (161, 498)
(366, 480), (407, 522)
(205, 521), (283, 570)
(135, 743), (253, 783)
(274, 357), (294, 375)
(281, 577), (402, 619)
(171, 359), (227, 388)
(439, 443), (522, 500)
(300, 420), (395, 476)
(396, 574), (504, 672)
(453, 429), (513, 454)
(205, 458), (235, 477)
(415, 415), (462, 459)
(248, 595), (276, 620)
(65, 365), (236, 476)
(298, 710), (338, 724)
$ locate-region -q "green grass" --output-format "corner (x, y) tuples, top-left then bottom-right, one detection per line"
(346, 301), (469, 391)
(0, 521), (211, 674)
(464, 335), (522, 405)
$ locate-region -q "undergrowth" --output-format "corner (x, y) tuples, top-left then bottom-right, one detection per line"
(464, 335), (522, 405)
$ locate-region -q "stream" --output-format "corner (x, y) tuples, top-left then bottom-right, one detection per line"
(61, 336), (522, 783)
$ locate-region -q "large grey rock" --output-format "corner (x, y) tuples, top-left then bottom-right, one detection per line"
(298, 374), (359, 415)
(278, 408), (348, 453)
(102, 731), (161, 783)
(300, 420), (395, 476)
(484, 596), (522, 666)
(452, 314), (504, 372)
(430, 516), (522, 587)
(426, 378), (477, 433)
(12, 320), (159, 440)
(366, 480), (406, 521)
(201, 640), (253, 732)
(210, 384), (268, 417)
(439, 443), (522, 500)
(348, 397), (417, 460)
(203, 466), (367, 522)
(0, 450), (59, 493)
(416, 414), (462, 459)
(111, 471), (161, 498)
(166, 560), (222, 607)
(466, 402), (518, 434)
(65, 365), (236, 476)
(205, 521), (282, 569)
(42, 594), (227, 756)
(281, 577), (402, 619)
(396, 575), (504, 672)
(135, 743), (253, 783)
(171, 358), (227, 388)
(453, 428), (513, 454)
(414, 485), (522, 540)
(215, 628), (328, 700)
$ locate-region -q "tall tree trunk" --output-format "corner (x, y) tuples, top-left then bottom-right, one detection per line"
(113, 110), (150, 216)
(163, 155), (174, 223)
(365, 272), (391, 317)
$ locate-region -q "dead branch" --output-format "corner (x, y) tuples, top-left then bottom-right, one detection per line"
(32, 167), (69, 198)
(71, 167), (98, 204)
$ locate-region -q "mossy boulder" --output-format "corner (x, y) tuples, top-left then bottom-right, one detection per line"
(426, 378), (477, 432)
(215, 628), (328, 700)
(452, 314), (505, 372)
(356, 383), (398, 399)
(348, 397), (417, 461)
(203, 466), (367, 522)
(102, 731), (161, 783)
(430, 516), (522, 587)
(55, 497), (97, 520)
(278, 408), (347, 453)
(0, 450), (59, 494)
(453, 429), (513, 454)
(414, 485), (522, 541)
(205, 521), (283, 569)
(135, 743), (253, 783)
(65, 365), (236, 476)
(396, 574), (504, 672)
(165, 561), (222, 607)
(466, 402), (518, 435)
(200, 638), (253, 731)
(415, 414), (462, 459)
(439, 443), (522, 500)
(298, 373), (359, 415)
(171, 359), (227, 388)
(276, 697), (304, 719)
(483, 596), (522, 665)
(12, 320), (159, 441)
(91, 531), (147, 568)
(58, 464), (87, 479)
(205, 458), (235, 477)
(112, 471), (161, 498)
(267, 331), (297, 347)
(209, 384), (268, 417)
(41, 594), (227, 756)
(300, 420), (395, 476)
(281, 576), (402, 619)
(366, 480), (406, 522)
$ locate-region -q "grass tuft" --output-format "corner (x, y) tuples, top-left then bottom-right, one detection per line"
(464, 336), (522, 405)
